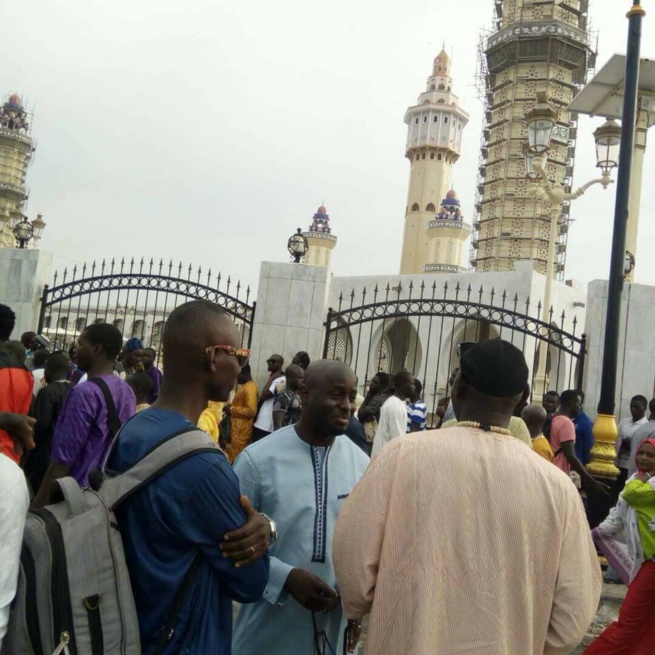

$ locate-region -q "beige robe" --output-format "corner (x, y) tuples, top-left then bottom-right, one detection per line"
(333, 426), (601, 655)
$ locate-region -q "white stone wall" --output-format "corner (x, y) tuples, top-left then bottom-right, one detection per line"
(0, 247), (53, 339)
(583, 281), (655, 422)
(249, 261), (330, 389)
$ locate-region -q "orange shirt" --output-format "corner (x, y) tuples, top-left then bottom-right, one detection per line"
(0, 365), (34, 463)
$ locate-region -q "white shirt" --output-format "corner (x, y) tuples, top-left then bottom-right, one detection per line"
(0, 454), (29, 647)
(616, 416), (648, 468)
(253, 376), (286, 433)
(32, 368), (46, 397)
(372, 396), (408, 457)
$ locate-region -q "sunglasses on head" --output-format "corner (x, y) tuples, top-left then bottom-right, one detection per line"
(205, 345), (250, 368)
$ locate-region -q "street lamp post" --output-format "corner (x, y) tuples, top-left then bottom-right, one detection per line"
(590, 0), (646, 482)
(287, 227), (308, 263)
(525, 95), (619, 400)
(6, 210), (46, 249)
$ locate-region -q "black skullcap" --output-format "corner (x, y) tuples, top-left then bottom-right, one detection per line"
(460, 339), (528, 398)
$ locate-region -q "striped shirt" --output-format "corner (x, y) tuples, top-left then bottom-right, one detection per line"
(407, 400), (427, 431)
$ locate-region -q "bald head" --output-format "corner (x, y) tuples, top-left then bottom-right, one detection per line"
(285, 363), (305, 392)
(299, 360), (357, 439)
(162, 300), (241, 401)
(164, 301), (238, 358)
(521, 404), (548, 439)
(304, 360), (356, 390)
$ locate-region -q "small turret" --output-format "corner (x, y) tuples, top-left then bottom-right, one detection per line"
(302, 205), (338, 268)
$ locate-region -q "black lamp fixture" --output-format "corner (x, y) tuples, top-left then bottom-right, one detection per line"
(4, 210), (46, 249)
(287, 227), (308, 263)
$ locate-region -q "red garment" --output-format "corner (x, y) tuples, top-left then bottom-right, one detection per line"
(584, 561), (655, 655)
(0, 366), (34, 463)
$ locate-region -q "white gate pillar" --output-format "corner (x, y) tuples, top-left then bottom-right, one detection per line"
(249, 262), (331, 388)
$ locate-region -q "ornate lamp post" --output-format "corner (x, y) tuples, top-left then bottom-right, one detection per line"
(287, 227), (308, 263)
(6, 210), (46, 249)
(590, 0), (646, 485)
(525, 96), (619, 400)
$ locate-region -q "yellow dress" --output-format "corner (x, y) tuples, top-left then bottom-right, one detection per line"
(229, 380), (258, 463)
(206, 401), (225, 425)
(197, 408), (219, 443)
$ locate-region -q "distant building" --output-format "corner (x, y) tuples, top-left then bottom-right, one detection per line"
(0, 94), (35, 248)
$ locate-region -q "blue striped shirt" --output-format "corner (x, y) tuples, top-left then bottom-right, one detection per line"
(408, 400), (428, 431)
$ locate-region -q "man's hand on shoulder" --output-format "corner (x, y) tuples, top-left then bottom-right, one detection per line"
(221, 495), (270, 567)
(285, 568), (340, 612)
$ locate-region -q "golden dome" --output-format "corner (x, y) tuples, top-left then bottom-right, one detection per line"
(446, 189), (457, 200)
(7, 93), (22, 108)
(317, 205), (327, 214)
(433, 48), (451, 76)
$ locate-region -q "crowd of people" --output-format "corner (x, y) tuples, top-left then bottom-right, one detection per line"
(0, 299), (654, 654)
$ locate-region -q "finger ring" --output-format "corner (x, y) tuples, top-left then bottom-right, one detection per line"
(250, 546), (255, 556)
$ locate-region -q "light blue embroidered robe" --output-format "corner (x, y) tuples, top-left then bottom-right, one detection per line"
(232, 426), (369, 655)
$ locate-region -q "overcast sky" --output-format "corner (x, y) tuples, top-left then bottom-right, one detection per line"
(4, 0), (655, 294)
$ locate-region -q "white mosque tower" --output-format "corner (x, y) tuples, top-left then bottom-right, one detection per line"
(302, 204), (337, 268)
(399, 49), (471, 275)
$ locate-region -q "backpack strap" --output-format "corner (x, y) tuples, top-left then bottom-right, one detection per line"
(100, 429), (219, 509)
(89, 377), (122, 437)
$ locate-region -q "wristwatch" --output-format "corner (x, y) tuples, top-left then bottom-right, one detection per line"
(261, 513), (278, 545)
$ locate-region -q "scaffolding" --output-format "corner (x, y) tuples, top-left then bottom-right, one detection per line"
(469, 0), (596, 280)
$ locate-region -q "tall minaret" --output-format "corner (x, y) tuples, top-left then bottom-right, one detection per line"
(302, 205), (337, 268)
(400, 50), (470, 275)
(470, 1), (593, 277)
(0, 94), (34, 248)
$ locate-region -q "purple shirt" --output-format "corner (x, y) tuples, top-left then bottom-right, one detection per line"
(51, 374), (136, 486)
(146, 366), (162, 404)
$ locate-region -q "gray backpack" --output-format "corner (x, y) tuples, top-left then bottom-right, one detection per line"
(6, 429), (218, 655)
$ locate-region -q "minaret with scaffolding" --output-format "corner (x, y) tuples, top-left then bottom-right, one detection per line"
(0, 94), (35, 248)
(470, 0), (595, 278)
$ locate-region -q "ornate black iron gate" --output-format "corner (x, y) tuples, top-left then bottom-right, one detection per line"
(38, 258), (255, 352)
(323, 280), (586, 423)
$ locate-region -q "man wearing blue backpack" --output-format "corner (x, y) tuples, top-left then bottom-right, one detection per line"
(108, 301), (271, 654)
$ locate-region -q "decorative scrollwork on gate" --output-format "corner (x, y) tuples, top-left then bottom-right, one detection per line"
(38, 258), (255, 351)
(323, 280), (586, 418)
